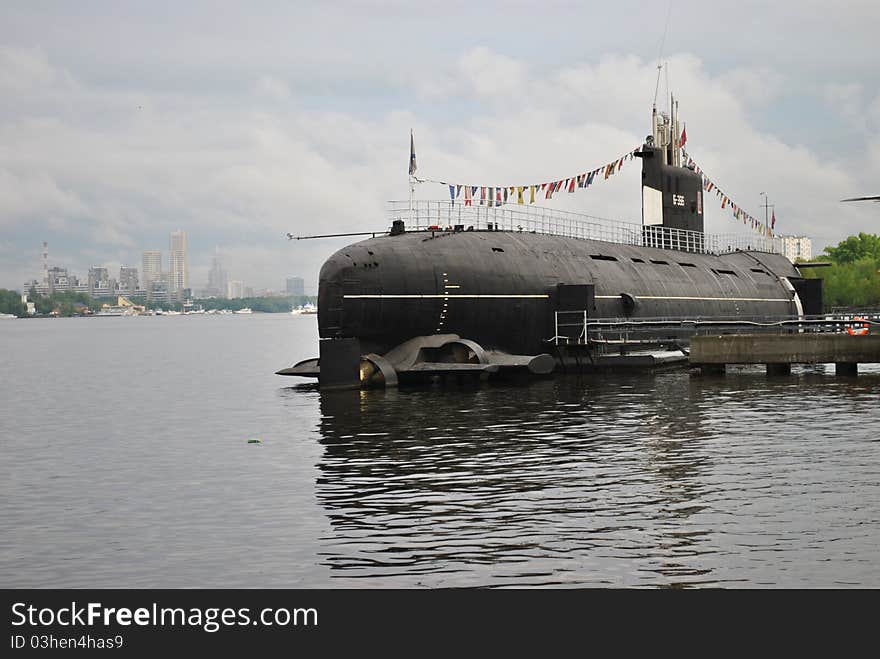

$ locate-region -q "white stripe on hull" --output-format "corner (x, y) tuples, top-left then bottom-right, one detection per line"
(344, 294), (550, 299)
(344, 293), (789, 302)
(595, 295), (791, 302)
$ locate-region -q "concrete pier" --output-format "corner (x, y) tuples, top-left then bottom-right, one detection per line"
(690, 334), (880, 375)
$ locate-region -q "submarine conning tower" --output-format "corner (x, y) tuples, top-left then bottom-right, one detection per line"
(635, 104), (704, 235)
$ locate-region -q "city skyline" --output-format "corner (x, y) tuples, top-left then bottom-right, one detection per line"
(22, 233), (310, 300)
(8, 232), (319, 296)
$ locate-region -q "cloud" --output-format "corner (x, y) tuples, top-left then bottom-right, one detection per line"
(0, 46), (72, 91)
(1, 25), (878, 290)
(718, 67), (785, 105)
(0, 168), (89, 221)
(823, 82), (867, 132)
(254, 75), (293, 102)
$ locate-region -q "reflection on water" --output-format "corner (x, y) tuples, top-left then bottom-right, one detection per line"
(310, 368), (880, 587)
(2, 317), (876, 587)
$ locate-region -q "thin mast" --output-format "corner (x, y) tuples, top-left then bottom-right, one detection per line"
(408, 128), (415, 227)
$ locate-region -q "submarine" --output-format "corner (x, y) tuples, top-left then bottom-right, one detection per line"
(279, 107), (823, 389)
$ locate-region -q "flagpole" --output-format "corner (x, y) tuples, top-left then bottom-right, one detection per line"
(408, 128), (417, 227)
(760, 192), (769, 234)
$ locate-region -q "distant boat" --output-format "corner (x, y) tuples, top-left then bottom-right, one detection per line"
(0, 313), (17, 319)
(96, 306), (135, 317)
(234, 307), (253, 314)
(291, 303), (317, 315)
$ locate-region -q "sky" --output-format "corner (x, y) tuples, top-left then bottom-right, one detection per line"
(1, 0), (879, 293)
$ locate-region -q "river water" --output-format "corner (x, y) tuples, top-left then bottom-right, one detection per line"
(1, 314), (878, 588)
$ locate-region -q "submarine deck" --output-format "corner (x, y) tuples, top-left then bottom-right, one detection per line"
(388, 199), (785, 257)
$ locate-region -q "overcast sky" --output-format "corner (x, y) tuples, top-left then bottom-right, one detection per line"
(2, 0), (878, 292)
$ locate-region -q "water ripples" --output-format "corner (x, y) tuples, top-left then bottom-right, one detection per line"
(2, 318), (877, 587)
(312, 369), (880, 587)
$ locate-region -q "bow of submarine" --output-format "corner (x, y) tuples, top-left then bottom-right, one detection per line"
(313, 231), (561, 388)
(318, 235), (444, 355)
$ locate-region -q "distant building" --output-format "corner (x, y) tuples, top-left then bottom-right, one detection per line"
(142, 251), (162, 290)
(47, 266), (71, 293)
(286, 276), (305, 296)
(119, 266), (139, 294)
(244, 286), (255, 298)
(21, 293), (35, 316)
(261, 289), (287, 297)
(27, 269), (85, 295)
(88, 267), (110, 296)
(148, 277), (170, 303)
(227, 280), (244, 299)
(169, 230), (188, 298)
(205, 248), (228, 298)
(780, 235), (812, 263)
(41, 241), (49, 288)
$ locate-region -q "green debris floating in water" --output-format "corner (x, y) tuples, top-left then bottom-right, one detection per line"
(247, 438), (262, 444)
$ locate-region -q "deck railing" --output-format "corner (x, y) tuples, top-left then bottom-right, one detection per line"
(388, 200), (785, 256)
(550, 312), (880, 346)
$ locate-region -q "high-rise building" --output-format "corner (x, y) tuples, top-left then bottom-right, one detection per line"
(169, 230), (187, 297)
(148, 276), (170, 303)
(286, 276), (305, 296)
(119, 266), (139, 294)
(142, 251), (162, 289)
(41, 241), (49, 287)
(227, 280), (244, 299)
(88, 267), (110, 296)
(47, 266), (70, 293)
(780, 235), (812, 263)
(206, 248), (228, 298)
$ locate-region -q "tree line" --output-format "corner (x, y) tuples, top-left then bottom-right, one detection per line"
(0, 288), (317, 317)
(801, 232), (880, 309)
(0, 288), (107, 317)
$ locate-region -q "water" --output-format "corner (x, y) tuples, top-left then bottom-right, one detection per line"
(1, 315), (878, 588)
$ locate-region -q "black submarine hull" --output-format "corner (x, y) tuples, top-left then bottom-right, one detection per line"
(318, 229), (803, 357)
(291, 129), (819, 388)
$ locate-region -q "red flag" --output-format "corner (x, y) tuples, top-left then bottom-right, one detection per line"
(679, 124), (687, 148)
(567, 178), (575, 193)
(771, 209), (776, 230)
